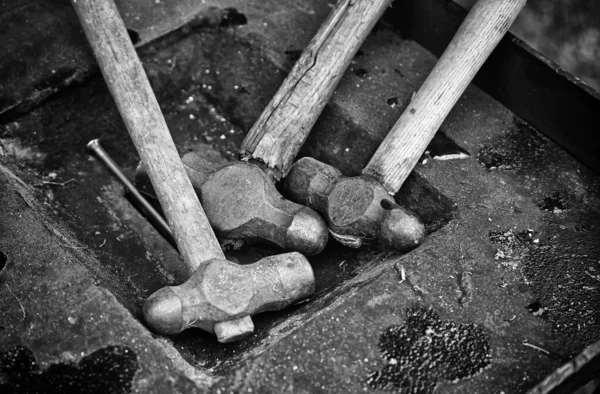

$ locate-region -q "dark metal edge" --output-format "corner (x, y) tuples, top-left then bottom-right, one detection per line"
(385, 0), (600, 173)
(526, 339), (600, 394)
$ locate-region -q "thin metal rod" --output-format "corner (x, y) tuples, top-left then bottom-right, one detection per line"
(87, 139), (174, 241)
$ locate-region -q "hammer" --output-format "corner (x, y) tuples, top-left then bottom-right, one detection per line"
(284, 0), (526, 249)
(71, 0), (315, 342)
(135, 0), (393, 255)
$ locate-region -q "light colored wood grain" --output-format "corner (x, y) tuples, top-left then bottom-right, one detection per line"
(363, 0), (527, 193)
(240, 0), (391, 179)
(71, 0), (224, 275)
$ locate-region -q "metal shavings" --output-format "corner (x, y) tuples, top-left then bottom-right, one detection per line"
(6, 282), (25, 319)
(458, 271), (473, 306)
(532, 307), (546, 317)
(366, 307), (491, 393)
(41, 178), (76, 187)
(523, 341), (550, 356)
(433, 152), (470, 161)
(329, 229), (362, 248)
(394, 264), (406, 284)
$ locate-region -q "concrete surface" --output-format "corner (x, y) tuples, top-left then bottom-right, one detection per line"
(1, 0), (599, 393)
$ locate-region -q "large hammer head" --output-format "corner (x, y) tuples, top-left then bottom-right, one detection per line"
(135, 153), (329, 256)
(284, 157), (425, 250)
(143, 252), (314, 342)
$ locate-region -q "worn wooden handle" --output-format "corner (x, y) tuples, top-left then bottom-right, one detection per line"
(71, 0), (224, 274)
(240, 0), (391, 179)
(363, 0), (526, 193)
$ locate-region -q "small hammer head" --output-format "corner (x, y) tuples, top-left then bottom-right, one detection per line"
(143, 252), (315, 342)
(284, 157), (425, 251)
(135, 154), (329, 256)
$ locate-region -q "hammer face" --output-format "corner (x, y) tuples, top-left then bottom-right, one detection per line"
(201, 163), (289, 241)
(142, 253), (315, 342)
(136, 159), (328, 255)
(201, 162), (328, 255)
(285, 157), (425, 251)
(328, 177), (388, 228)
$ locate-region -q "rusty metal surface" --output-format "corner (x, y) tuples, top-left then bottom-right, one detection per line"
(1, 0), (599, 393)
(0, 0), (330, 121)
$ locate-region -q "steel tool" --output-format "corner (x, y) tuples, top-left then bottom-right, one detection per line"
(87, 139), (175, 246)
(136, 0), (394, 255)
(285, 0), (527, 248)
(71, 0), (315, 342)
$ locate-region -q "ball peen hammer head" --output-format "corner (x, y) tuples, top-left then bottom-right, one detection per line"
(135, 153), (329, 256)
(143, 252), (315, 342)
(284, 157), (425, 251)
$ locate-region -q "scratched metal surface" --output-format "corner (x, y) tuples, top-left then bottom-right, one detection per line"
(0, 0), (599, 393)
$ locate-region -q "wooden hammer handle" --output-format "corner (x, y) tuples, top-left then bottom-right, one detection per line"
(240, 0), (391, 180)
(70, 0), (225, 274)
(363, 0), (526, 193)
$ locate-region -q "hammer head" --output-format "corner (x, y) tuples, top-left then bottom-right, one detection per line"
(284, 157), (425, 251)
(143, 252), (315, 342)
(135, 153), (329, 256)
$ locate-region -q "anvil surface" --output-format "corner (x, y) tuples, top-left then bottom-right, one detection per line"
(0, 1), (599, 393)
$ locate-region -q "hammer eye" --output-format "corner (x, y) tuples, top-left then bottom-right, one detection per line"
(380, 199), (396, 210)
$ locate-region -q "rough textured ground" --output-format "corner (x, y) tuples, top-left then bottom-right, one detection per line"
(1, 0), (599, 393)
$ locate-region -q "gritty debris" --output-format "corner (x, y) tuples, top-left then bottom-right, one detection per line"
(477, 118), (548, 172)
(527, 301), (547, 318)
(408, 275), (428, 298)
(40, 178), (76, 187)
(354, 68), (368, 79)
(532, 308), (546, 317)
(522, 341), (550, 356)
(367, 307), (491, 393)
(537, 192), (566, 213)
(433, 152), (470, 161)
(394, 264), (406, 284)
(427, 132), (470, 161)
(489, 229), (536, 270)
(395, 265), (429, 298)
(522, 221), (600, 355)
(2, 6), (597, 390)
(220, 238), (245, 251)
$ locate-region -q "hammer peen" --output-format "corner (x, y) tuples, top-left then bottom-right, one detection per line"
(285, 0), (526, 249)
(136, 0), (394, 255)
(71, 0), (315, 342)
